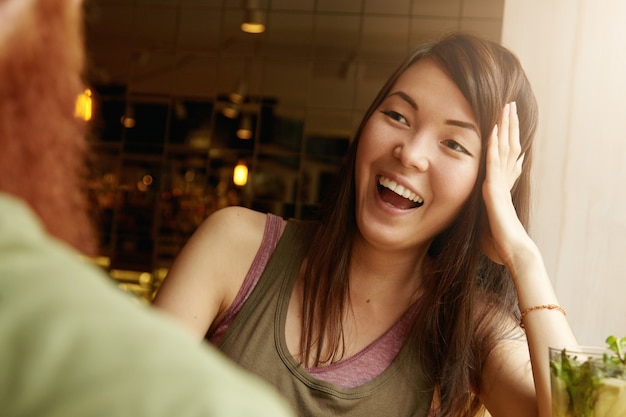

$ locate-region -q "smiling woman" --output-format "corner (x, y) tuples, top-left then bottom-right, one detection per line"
(152, 33), (577, 417)
(354, 58), (482, 252)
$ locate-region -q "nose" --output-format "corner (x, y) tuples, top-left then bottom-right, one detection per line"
(393, 137), (430, 172)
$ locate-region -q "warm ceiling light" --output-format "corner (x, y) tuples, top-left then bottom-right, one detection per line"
(241, 0), (265, 34)
(229, 79), (247, 104)
(120, 103), (136, 128)
(233, 161), (248, 186)
(222, 103), (240, 119)
(236, 114), (253, 140)
(75, 88), (93, 121)
(241, 10), (265, 33)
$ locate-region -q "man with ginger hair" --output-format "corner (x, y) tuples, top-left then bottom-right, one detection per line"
(0, 1), (295, 416)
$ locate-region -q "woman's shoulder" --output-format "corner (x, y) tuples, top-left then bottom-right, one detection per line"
(165, 206), (273, 285)
(206, 205), (267, 223)
(153, 206), (275, 332)
(207, 205), (267, 227)
(195, 206), (270, 245)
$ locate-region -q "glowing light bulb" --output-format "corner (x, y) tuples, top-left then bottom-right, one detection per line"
(233, 161), (248, 186)
(75, 88), (93, 121)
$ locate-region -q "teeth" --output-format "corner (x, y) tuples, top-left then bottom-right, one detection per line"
(378, 176), (423, 204)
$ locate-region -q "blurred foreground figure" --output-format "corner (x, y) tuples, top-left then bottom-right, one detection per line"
(0, 1), (295, 416)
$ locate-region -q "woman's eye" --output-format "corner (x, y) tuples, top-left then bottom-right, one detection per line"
(380, 110), (408, 125)
(443, 139), (471, 155)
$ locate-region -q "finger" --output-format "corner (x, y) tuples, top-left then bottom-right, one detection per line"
(511, 152), (525, 189)
(498, 103), (510, 159)
(486, 124), (500, 177)
(508, 102), (522, 165)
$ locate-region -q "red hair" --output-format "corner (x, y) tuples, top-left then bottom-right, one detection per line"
(0, 0), (96, 254)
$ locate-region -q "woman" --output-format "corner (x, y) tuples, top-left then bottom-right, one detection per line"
(153, 33), (576, 417)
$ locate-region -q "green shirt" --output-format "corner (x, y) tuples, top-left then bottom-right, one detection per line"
(218, 218), (433, 417)
(0, 193), (295, 417)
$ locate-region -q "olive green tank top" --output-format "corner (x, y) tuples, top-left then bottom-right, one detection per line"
(218, 218), (433, 417)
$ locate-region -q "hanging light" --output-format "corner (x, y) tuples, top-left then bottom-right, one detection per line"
(236, 114), (253, 140)
(75, 88), (93, 121)
(222, 102), (240, 119)
(229, 78), (248, 104)
(241, 0), (265, 34)
(120, 103), (136, 128)
(233, 160), (248, 186)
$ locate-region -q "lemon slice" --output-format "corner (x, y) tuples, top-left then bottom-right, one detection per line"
(594, 378), (626, 417)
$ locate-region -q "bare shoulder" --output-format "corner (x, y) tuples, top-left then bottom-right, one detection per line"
(174, 206), (270, 286)
(153, 206), (272, 336)
(197, 205), (268, 244)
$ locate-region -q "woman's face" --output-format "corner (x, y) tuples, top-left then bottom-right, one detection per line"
(354, 58), (482, 254)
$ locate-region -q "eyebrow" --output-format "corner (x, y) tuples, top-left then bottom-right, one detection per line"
(445, 119), (479, 135)
(387, 90), (479, 135)
(388, 91), (417, 109)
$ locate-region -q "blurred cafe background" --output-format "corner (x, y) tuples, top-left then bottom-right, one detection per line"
(82, 0), (626, 347)
(82, 0), (504, 301)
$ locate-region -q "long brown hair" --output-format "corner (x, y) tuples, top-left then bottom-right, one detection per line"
(0, 0), (96, 255)
(300, 33), (538, 416)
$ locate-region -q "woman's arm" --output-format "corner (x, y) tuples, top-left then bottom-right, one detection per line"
(479, 102), (577, 417)
(152, 206), (268, 339)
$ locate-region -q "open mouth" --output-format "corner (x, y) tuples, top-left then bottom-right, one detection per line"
(376, 176), (424, 209)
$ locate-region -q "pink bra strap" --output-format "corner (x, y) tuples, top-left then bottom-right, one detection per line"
(207, 213), (284, 344)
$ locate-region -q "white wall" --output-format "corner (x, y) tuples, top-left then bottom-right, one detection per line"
(501, 0), (626, 345)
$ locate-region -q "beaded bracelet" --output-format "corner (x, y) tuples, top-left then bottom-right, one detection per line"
(519, 304), (566, 329)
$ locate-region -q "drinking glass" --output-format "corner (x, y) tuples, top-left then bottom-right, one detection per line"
(550, 345), (626, 417)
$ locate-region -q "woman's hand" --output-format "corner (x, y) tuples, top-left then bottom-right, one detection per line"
(480, 102), (530, 267)
(481, 103), (578, 417)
